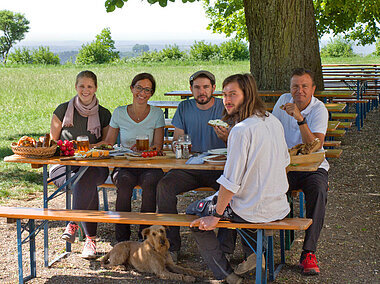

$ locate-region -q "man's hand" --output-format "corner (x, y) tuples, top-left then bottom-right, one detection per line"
(190, 215), (220, 231)
(282, 103), (304, 123)
(212, 125), (229, 144)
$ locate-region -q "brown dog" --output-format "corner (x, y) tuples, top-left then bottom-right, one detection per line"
(101, 225), (201, 282)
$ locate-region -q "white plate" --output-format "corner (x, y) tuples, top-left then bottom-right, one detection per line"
(208, 148), (227, 155)
(203, 155), (227, 164)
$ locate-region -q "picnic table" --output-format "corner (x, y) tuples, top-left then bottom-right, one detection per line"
(4, 152), (321, 283)
(4, 153), (323, 266)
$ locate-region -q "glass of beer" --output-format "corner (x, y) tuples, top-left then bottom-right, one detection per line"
(136, 135), (149, 151)
(76, 135), (89, 152)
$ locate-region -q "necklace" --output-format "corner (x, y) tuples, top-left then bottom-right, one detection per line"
(129, 105), (149, 122)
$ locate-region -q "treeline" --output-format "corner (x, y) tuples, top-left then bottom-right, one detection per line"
(6, 28), (249, 65)
(5, 29), (380, 66)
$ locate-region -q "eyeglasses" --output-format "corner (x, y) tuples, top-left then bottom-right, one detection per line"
(134, 85), (153, 94)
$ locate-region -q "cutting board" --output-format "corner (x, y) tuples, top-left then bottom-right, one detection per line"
(290, 150), (325, 164)
(115, 152), (176, 161)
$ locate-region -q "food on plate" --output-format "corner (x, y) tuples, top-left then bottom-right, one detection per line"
(94, 144), (114, 150)
(75, 149), (109, 158)
(289, 138), (321, 156)
(17, 136), (36, 147)
(208, 154), (227, 161)
(208, 119), (229, 128)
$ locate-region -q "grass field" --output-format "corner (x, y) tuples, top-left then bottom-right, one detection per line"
(0, 57), (378, 201)
(0, 61), (250, 200)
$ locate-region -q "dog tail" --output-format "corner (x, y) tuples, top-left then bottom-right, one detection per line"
(100, 251), (111, 266)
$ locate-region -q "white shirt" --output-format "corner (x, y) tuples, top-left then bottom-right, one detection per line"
(272, 93), (329, 171)
(217, 113), (290, 223)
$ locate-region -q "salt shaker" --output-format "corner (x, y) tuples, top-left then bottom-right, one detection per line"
(175, 143), (182, 159)
(182, 144), (190, 159)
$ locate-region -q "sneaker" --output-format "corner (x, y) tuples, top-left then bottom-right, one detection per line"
(225, 272), (243, 284)
(234, 253), (265, 275)
(300, 252), (320, 275)
(61, 222), (79, 244)
(224, 252), (233, 262)
(81, 237), (97, 259)
(169, 251), (179, 264)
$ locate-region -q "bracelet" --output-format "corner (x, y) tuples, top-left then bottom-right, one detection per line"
(297, 117), (307, 126)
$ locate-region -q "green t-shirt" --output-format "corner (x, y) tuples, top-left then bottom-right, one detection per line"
(53, 101), (111, 144)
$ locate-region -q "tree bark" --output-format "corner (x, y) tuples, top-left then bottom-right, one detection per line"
(243, 0), (324, 91)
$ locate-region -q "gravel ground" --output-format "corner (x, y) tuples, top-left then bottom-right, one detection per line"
(0, 109), (379, 284)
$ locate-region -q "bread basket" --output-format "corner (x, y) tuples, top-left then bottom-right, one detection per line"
(11, 142), (57, 158)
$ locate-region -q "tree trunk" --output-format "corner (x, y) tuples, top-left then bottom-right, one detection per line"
(243, 0), (324, 91)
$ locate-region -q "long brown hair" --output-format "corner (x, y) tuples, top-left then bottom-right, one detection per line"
(222, 73), (267, 124)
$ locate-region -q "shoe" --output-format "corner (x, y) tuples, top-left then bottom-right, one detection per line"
(300, 252), (320, 275)
(169, 251), (179, 264)
(61, 222), (79, 244)
(234, 253), (265, 275)
(224, 252), (233, 262)
(81, 237), (97, 259)
(225, 272), (243, 284)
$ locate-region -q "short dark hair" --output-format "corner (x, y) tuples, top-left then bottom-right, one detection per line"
(291, 68), (315, 86)
(76, 70), (97, 87)
(130, 73), (156, 95)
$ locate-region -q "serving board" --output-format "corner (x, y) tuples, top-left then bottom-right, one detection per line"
(60, 156), (110, 161)
(290, 150), (325, 164)
(115, 152), (176, 161)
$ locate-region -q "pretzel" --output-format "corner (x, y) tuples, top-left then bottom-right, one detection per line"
(17, 136), (36, 147)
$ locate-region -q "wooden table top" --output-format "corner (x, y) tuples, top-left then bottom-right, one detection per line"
(327, 121), (340, 131)
(325, 103), (346, 112)
(4, 154), (323, 172)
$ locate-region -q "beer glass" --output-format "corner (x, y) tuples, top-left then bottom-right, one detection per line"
(76, 135), (89, 152)
(136, 135), (149, 151)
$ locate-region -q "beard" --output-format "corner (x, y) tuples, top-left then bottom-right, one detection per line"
(195, 95), (212, 105)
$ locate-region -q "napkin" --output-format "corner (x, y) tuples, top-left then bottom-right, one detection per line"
(185, 152), (210, 165)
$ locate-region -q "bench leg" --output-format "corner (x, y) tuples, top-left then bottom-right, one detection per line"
(299, 192), (305, 218)
(17, 219), (24, 284)
(29, 220), (36, 279)
(255, 229), (267, 284)
(266, 232), (274, 282)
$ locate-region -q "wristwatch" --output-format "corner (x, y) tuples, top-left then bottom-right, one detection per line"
(212, 209), (224, 219)
(297, 117), (307, 126)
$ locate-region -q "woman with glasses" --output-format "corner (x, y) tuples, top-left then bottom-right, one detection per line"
(99, 73), (165, 242)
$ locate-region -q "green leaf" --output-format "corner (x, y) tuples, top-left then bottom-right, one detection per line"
(115, 0), (125, 8)
(159, 0), (168, 7)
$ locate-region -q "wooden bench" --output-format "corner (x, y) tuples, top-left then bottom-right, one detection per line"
(0, 206), (312, 284)
(326, 129), (346, 137)
(325, 149), (343, 158)
(323, 140), (341, 148)
(337, 121), (352, 129)
(330, 113), (357, 120)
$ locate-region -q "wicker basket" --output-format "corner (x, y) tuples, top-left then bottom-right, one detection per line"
(11, 142), (57, 158)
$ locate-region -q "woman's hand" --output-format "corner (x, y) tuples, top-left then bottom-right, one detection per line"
(190, 216), (220, 231)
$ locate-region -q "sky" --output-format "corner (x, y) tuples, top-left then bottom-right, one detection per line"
(0, 0), (227, 43)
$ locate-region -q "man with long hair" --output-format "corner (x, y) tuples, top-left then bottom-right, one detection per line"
(189, 74), (290, 283)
